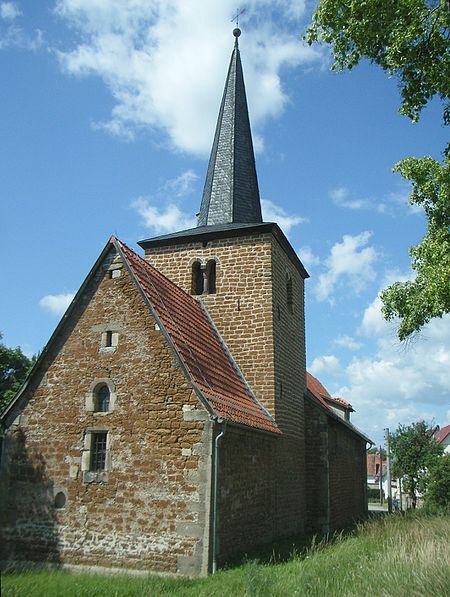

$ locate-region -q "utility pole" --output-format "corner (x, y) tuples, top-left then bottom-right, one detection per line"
(379, 445), (383, 504)
(385, 428), (392, 513)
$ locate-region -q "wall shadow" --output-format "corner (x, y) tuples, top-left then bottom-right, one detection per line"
(0, 428), (61, 567)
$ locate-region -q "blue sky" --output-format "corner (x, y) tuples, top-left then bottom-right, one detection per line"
(1, 1), (448, 445)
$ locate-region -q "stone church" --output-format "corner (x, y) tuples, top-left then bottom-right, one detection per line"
(0, 29), (370, 576)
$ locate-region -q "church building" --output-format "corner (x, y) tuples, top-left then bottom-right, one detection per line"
(0, 29), (370, 576)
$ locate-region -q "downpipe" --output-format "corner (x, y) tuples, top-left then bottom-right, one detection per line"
(211, 419), (226, 574)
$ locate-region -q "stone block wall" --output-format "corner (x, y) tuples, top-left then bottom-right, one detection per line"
(304, 398), (330, 534)
(0, 248), (212, 576)
(270, 238), (307, 537)
(328, 419), (367, 530)
(216, 426), (277, 563)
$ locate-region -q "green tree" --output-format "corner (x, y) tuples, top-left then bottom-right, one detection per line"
(381, 157), (450, 340)
(0, 333), (35, 413)
(425, 453), (450, 512)
(306, 0), (450, 340)
(390, 421), (444, 507)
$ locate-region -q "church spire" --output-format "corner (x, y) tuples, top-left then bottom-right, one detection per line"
(197, 28), (263, 227)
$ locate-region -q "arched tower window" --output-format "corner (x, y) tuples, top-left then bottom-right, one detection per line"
(94, 384), (110, 412)
(286, 275), (293, 314)
(206, 260), (216, 294)
(191, 261), (204, 295)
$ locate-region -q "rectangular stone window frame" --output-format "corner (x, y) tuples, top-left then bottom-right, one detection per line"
(100, 330), (119, 352)
(81, 428), (111, 483)
(108, 262), (123, 279)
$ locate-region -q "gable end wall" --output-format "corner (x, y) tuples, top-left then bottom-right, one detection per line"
(0, 251), (213, 576)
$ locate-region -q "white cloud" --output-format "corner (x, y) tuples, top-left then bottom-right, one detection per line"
(54, 0), (324, 155)
(163, 169), (198, 197)
(132, 197), (196, 234)
(315, 231), (378, 302)
(0, 2), (21, 20)
(334, 335), (362, 351)
(329, 186), (386, 213)
(39, 293), (75, 316)
(131, 169), (199, 233)
(298, 246), (320, 269)
(336, 300), (450, 443)
(261, 199), (306, 234)
(309, 354), (341, 377)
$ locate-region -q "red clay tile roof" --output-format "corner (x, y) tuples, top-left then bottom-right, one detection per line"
(435, 424), (450, 444)
(327, 396), (354, 411)
(114, 238), (279, 435)
(306, 372), (332, 411)
(306, 372), (353, 411)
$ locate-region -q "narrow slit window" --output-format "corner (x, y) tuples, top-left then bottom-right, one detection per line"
(286, 276), (293, 314)
(206, 260), (216, 294)
(105, 330), (113, 347)
(191, 261), (204, 295)
(90, 432), (108, 471)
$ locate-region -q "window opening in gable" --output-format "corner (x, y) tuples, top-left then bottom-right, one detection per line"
(105, 330), (113, 347)
(94, 385), (110, 412)
(206, 260), (216, 294)
(286, 276), (293, 314)
(191, 261), (204, 295)
(90, 432), (108, 471)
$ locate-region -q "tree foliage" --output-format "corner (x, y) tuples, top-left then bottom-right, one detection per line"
(390, 421), (444, 507)
(425, 453), (450, 511)
(381, 156), (450, 340)
(305, 0), (450, 129)
(0, 333), (35, 413)
(306, 0), (450, 339)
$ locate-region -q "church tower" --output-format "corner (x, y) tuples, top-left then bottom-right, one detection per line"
(140, 29), (309, 536)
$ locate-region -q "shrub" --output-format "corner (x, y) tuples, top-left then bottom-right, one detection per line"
(425, 454), (450, 513)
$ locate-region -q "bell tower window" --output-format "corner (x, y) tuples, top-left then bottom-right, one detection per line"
(192, 261), (204, 295)
(206, 260), (216, 294)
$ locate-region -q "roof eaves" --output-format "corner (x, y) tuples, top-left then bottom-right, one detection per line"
(305, 389), (373, 445)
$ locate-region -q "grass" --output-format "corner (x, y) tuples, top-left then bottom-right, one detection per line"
(2, 511), (449, 596)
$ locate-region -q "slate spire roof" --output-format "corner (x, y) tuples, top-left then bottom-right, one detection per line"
(197, 28), (263, 227)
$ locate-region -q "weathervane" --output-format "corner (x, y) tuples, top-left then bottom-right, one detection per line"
(231, 8), (246, 28)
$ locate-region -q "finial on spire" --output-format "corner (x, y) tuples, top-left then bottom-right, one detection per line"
(232, 7), (246, 27)
(231, 8), (245, 47)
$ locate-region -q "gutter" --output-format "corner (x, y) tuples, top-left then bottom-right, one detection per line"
(211, 419), (227, 574)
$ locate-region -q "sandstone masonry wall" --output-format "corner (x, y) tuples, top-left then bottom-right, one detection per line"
(0, 249), (212, 576)
(304, 398), (330, 534)
(328, 419), (367, 530)
(216, 426), (277, 564)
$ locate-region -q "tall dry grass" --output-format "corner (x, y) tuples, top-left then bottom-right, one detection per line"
(2, 511), (449, 596)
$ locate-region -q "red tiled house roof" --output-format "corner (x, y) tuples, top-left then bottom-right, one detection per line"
(435, 424), (450, 444)
(115, 237), (279, 435)
(306, 372), (353, 411)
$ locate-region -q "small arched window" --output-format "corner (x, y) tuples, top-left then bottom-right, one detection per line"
(94, 384), (110, 412)
(206, 260), (216, 294)
(286, 276), (293, 314)
(191, 261), (204, 295)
